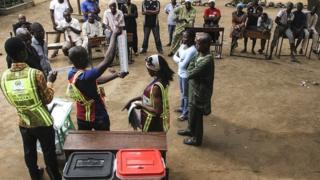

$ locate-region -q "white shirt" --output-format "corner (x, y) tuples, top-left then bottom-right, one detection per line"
(173, 44), (197, 78)
(57, 18), (81, 42)
(103, 9), (125, 31)
(257, 17), (273, 30)
(82, 21), (103, 38)
(50, 0), (70, 24)
(164, 3), (179, 25)
(306, 12), (318, 31)
(277, 9), (294, 25)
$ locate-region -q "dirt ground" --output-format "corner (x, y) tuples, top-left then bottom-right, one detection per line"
(1, 0), (320, 179)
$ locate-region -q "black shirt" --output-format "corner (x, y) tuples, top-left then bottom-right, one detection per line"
(292, 11), (307, 30)
(142, 0), (160, 27)
(12, 22), (32, 35)
(246, 3), (263, 27)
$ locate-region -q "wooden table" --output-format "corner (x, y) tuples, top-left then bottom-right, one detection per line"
(63, 131), (167, 159)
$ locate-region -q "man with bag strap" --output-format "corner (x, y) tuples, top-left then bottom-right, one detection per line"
(0, 37), (61, 180)
(67, 27), (128, 131)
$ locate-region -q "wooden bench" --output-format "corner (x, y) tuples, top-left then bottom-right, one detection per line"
(46, 31), (64, 52)
(63, 131), (167, 160)
(231, 29), (271, 59)
(185, 27), (224, 59)
(87, 36), (107, 65)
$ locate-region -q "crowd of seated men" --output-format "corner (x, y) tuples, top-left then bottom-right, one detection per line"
(229, 1), (319, 62)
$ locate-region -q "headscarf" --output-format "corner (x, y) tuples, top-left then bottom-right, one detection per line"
(236, 2), (245, 8)
(145, 54), (160, 71)
(108, 0), (117, 7)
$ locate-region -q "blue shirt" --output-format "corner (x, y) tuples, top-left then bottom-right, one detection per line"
(81, 0), (100, 21)
(68, 67), (108, 121)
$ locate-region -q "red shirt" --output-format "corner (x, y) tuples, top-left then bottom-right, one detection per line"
(204, 7), (221, 17)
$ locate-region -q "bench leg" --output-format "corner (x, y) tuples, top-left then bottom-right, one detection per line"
(265, 39), (270, 59)
(278, 37), (284, 58)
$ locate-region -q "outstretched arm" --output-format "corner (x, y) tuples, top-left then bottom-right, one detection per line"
(95, 30), (119, 75)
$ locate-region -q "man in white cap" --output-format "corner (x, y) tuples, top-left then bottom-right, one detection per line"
(103, 0), (125, 39)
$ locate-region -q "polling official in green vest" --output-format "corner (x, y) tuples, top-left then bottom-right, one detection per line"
(123, 55), (174, 132)
(0, 37), (61, 180)
(67, 27), (128, 131)
(177, 33), (215, 146)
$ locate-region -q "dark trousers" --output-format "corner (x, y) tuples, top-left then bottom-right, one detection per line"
(142, 25), (163, 52)
(19, 126), (61, 180)
(128, 29), (138, 53)
(77, 114), (110, 131)
(168, 25), (176, 45)
(188, 105), (203, 145)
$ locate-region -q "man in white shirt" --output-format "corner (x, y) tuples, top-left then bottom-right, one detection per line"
(50, 0), (73, 58)
(173, 30), (197, 121)
(257, 13), (273, 54)
(164, 0), (179, 47)
(82, 13), (103, 49)
(301, 6), (319, 54)
(30, 22), (52, 78)
(103, 0), (125, 39)
(268, 2), (296, 61)
(55, 10), (82, 56)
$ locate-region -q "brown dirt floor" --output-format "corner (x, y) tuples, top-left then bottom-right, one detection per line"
(1, 0), (320, 179)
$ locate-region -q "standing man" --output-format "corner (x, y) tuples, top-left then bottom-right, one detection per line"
(292, 2), (308, 54)
(173, 30), (197, 121)
(168, 0), (196, 56)
(164, 0), (179, 47)
(177, 33), (214, 146)
(140, 0), (163, 54)
(55, 10), (82, 56)
(203, 0), (221, 43)
(122, 0), (139, 55)
(117, 0), (127, 10)
(242, 0), (263, 54)
(81, 0), (101, 21)
(50, 0), (73, 58)
(1, 37), (61, 180)
(7, 28), (43, 74)
(301, 6), (319, 55)
(30, 22), (52, 78)
(268, 2), (296, 62)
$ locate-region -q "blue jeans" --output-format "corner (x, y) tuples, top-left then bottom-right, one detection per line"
(168, 25), (176, 45)
(179, 76), (188, 118)
(142, 25), (163, 52)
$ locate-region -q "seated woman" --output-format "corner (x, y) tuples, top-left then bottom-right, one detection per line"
(124, 55), (174, 132)
(230, 3), (247, 53)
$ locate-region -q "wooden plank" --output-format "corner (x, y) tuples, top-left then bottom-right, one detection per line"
(64, 131), (167, 152)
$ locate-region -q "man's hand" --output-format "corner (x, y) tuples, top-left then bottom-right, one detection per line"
(114, 27), (122, 35)
(47, 71), (58, 83)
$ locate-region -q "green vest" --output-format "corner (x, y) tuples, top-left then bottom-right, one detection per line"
(66, 70), (94, 121)
(143, 82), (170, 132)
(0, 67), (53, 127)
